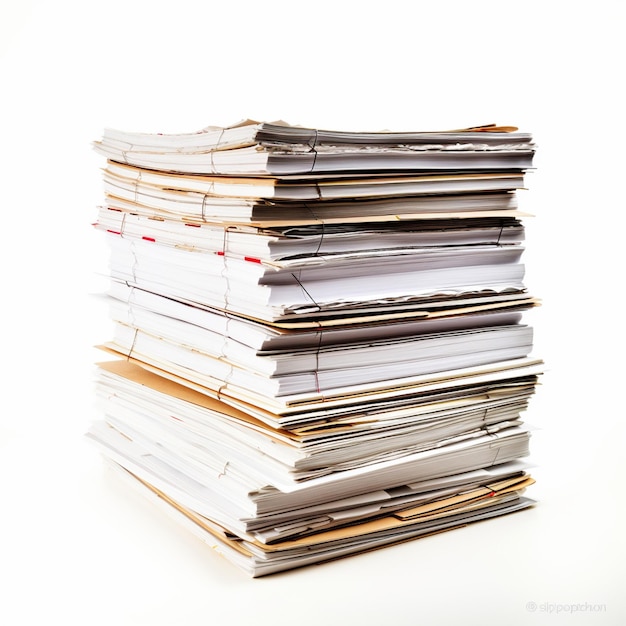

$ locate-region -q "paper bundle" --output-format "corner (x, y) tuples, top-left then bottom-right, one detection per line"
(89, 119), (542, 577)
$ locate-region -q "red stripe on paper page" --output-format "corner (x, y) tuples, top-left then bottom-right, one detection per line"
(216, 251), (225, 256)
(106, 230), (121, 235)
(142, 236), (156, 242)
(244, 256), (262, 264)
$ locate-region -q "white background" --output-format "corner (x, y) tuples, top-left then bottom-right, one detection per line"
(1, 1), (624, 624)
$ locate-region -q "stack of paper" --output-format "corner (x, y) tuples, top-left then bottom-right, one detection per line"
(89, 119), (542, 577)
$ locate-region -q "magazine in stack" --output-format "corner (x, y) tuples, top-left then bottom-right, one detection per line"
(88, 119), (543, 577)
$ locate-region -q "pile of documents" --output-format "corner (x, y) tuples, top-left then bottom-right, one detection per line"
(89, 119), (543, 577)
